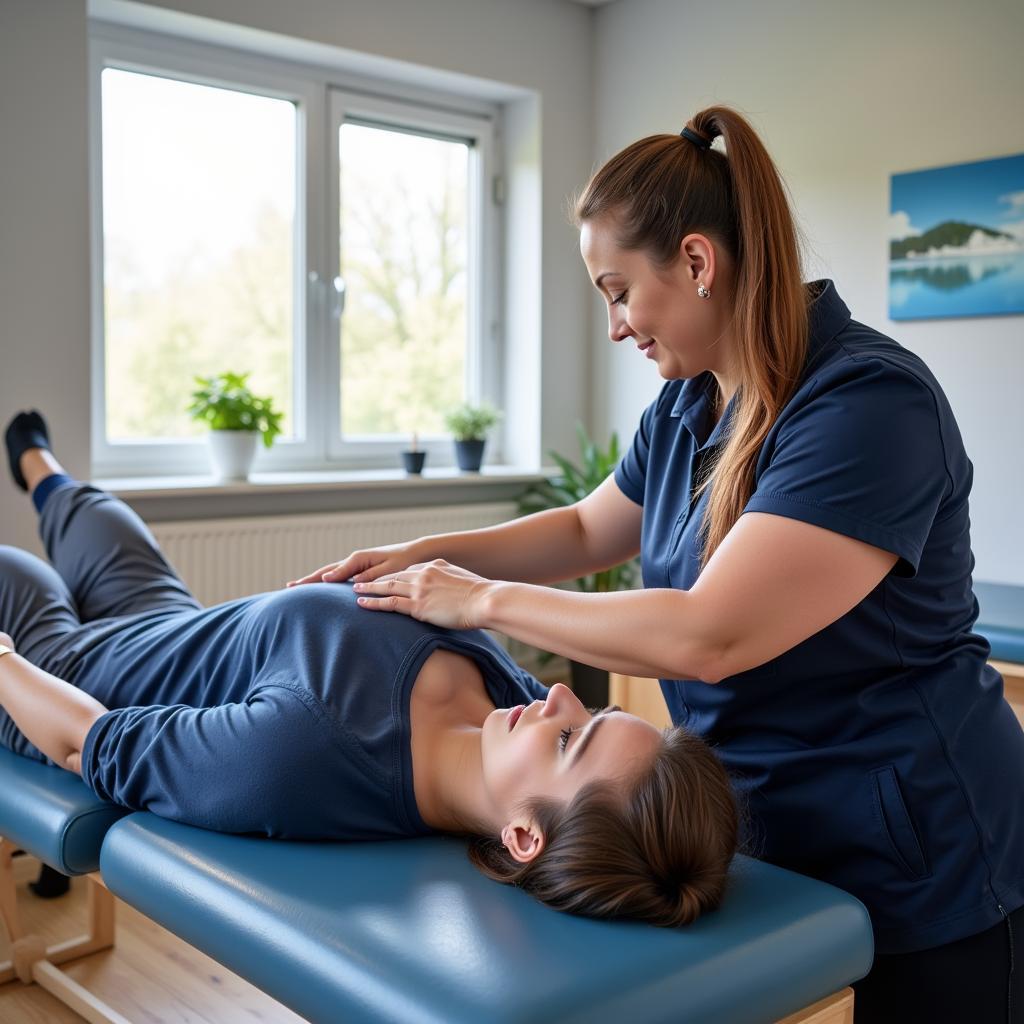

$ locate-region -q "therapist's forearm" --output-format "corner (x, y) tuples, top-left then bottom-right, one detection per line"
(413, 506), (602, 586)
(477, 582), (716, 683)
(0, 654), (107, 772)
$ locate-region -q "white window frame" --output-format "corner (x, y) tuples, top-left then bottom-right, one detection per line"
(88, 22), (502, 478)
(326, 90), (497, 466)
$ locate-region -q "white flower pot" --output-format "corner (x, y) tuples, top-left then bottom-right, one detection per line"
(207, 430), (260, 481)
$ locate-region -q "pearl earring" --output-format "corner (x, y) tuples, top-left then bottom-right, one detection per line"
(697, 283), (711, 299)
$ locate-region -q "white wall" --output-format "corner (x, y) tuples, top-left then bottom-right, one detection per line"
(0, 0), (594, 554)
(0, 0), (92, 556)
(591, 0), (1024, 585)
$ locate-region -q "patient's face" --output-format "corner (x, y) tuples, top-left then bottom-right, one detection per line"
(481, 683), (663, 816)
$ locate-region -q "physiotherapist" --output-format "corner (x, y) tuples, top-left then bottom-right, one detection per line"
(290, 105), (1024, 1023)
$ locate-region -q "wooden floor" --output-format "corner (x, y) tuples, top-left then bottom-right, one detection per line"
(0, 853), (306, 1023)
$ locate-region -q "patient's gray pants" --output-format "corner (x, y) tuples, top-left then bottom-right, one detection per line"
(0, 481), (202, 687)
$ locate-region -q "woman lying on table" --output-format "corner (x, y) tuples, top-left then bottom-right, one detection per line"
(0, 412), (740, 928)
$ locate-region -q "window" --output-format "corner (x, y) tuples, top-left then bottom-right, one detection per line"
(89, 26), (500, 477)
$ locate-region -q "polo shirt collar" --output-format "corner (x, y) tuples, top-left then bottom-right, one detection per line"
(669, 279), (850, 449)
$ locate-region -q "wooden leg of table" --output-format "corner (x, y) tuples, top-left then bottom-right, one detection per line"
(0, 857), (127, 1022)
(774, 987), (854, 1024)
(0, 837), (24, 984)
(44, 873), (117, 964)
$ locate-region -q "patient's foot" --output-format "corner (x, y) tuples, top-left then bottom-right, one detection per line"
(4, 410), (59, 492)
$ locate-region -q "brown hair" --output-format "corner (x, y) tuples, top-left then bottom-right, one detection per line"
(574, 106), (810, 569)
(466, 725), (743, 928)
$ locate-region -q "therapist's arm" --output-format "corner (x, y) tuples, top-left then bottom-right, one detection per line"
(0, 635), (107, 773)
(427, 473), (643, 585)
(297, 474), (643, 588)
(478, 506), (899, 683)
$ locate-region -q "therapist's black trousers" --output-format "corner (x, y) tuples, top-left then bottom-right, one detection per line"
(852, 901), (1023, 1023)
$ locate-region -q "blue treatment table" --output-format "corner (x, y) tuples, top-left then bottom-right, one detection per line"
(97, 812), (873, 1024)
(0, 745), (876, 1024)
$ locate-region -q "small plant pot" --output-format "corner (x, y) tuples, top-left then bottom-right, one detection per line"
(454, 438), (486, 472)
(401, 450), (427, 474)
(208, 429), (260, 481)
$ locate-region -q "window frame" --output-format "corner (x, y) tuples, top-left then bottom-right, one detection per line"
(325, 90), (498, 465)
(87, 23), (502, 478)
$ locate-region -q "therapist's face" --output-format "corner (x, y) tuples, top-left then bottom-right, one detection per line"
(480, 683), (663, 860)
(580, 215), (732, 380)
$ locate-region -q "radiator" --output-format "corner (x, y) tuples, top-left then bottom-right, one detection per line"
(150, 501), (519, 606)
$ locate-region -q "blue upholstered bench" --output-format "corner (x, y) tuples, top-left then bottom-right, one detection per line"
(975, 581), (1024, 664)
(97, 812), (873, 1024)
(975, 581), (1024, 731)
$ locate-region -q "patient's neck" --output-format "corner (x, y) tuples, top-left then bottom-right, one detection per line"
(409, 648), (501, 837)
(417, 722), (500, 836)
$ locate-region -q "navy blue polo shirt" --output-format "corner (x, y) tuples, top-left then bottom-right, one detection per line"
(615, 279), (1024, 955)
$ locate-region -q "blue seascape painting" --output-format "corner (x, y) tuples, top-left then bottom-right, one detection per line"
(889, 152), (1024, 320)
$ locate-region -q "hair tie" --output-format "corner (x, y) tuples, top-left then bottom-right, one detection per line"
(680, 126), (711, 151)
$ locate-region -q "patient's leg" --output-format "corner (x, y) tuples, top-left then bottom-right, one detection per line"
(7, 413), (203, 622)
(38, 480), (203, 622)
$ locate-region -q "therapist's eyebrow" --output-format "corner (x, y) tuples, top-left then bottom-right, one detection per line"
(570, 704), (622, 769)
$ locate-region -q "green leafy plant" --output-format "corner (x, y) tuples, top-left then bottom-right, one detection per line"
(186, 372), (284, 449)
(443, 402), (502, 441)
(517, 422), (638, 594)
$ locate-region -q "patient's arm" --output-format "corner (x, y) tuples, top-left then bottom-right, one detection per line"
(0, 638), (108, 773)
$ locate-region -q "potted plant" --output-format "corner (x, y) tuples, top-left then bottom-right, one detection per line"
(443, 402), (502, 472)
(187, 371), (283, 481)
(402, 431), (427, 475)
(515, 422), (639, 706)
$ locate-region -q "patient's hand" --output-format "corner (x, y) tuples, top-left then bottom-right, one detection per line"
(286, 540), (423, 588)
(0, 632), (13, 651)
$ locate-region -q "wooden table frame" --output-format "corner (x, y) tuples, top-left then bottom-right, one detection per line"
(0, 837), (127, 1023)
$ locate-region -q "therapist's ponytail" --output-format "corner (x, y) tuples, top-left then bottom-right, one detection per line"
(575, 105), (810, 570)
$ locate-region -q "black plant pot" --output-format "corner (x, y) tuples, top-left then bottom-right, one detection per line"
(454, 439), (486, 471)
(401, 450), (426, 474)
(569, 660), (610, 709)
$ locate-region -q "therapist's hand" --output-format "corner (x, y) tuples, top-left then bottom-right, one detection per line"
(0, 632), (13, 651)
(351, 559), (493, 631)
(286, 540), (423, 588)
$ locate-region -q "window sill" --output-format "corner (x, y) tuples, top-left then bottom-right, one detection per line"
(96, 465), (556, 522)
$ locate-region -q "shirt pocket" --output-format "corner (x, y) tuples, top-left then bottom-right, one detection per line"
(870, 764), (931, 881)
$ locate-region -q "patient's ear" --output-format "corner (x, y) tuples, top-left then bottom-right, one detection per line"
(501, 820), (545, 864)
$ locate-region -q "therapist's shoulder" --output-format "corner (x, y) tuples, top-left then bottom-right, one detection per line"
(794, 317), (955, 429)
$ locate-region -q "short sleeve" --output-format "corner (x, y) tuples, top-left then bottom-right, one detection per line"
(614, 383), (672, 507)
(743, 361), (952, 578)
(80, 685), (336, 837)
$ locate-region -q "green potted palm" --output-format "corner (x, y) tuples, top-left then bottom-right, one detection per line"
(187, 371), (283, 481)
(443, 402), (502, 472)
(516, 423), (639, 706)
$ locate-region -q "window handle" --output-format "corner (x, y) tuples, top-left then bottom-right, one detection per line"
(307, 272), (346, 319)
(332, 276), (346, 319)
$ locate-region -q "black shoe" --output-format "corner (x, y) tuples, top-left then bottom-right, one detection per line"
(29, 863), (71, 899)
(4, 409), (51, 492)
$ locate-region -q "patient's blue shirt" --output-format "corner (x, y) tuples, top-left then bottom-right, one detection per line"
(71, 584), (548, 840)
(614, 278), (1024, 954)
